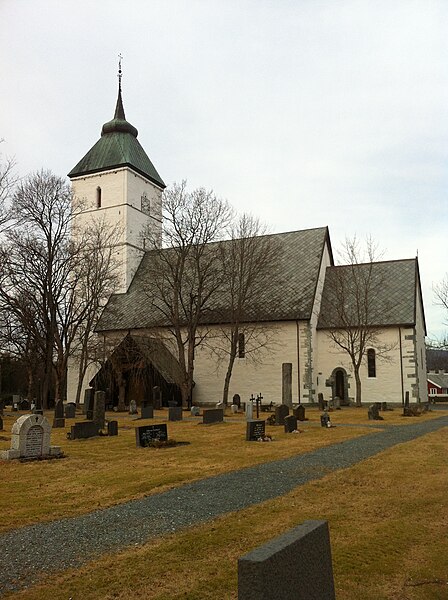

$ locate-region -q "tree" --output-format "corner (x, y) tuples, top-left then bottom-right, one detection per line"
(433, 275), (448, 350)
(319, 236), (396, 406)
(211, 214), (280, 404)
(0, 141), (18, 230)
(142, 181), (232, 407)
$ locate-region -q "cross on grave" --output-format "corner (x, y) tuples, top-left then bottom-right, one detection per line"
(255, 393), (263, 419)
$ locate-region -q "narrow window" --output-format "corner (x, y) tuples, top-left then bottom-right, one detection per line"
(238, 333), (245, 358)
(367, 348), (376, 378)
(96, 186), (102, 208)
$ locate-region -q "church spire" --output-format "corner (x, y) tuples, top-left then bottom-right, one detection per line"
(114, 54), (126, 120)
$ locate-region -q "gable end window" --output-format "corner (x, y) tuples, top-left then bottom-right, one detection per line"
(96, 186), (102, 208)
(367, 348), (376, 378)
(238, 333), (245, 358)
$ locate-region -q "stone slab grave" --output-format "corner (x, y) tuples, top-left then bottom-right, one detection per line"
(318, 392), (325, 411)
(293, 405), (306, 421)
(64, 402), (76, 419)
(53, 400), (65, 428)
(107, 420), (118, 436)
(238, 520), (335, 600)
(84, 388), (95, 419)
(129, 399), (138, 415)
(320, 412), (332, 428)
(168, 406), (183, 421)
(203, 408), (224, 425)
(246, 419), (265, 441)
(284, 414), (298, 433)
(93, 391), (106, 430)
(282, 362), (293, 408)
(69, 421), (100, 440)
(275, 404), (289, 426)
(141, 401), (154, 419)
(135, 423), (168, 447)
(368, 403), (384, 421)
(1, 414), (62, 460)
(245, 400), (254, 421)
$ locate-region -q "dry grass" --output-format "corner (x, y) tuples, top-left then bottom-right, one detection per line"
(4, 425), (447, 600)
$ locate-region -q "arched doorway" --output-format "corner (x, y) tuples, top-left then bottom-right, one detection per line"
(330, 367), (350, 405)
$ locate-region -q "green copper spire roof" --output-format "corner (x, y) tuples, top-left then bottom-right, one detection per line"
(68, 83), (165, 188)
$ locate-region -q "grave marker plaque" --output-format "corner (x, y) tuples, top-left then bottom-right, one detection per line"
(168, 406), (183, 421)
(293, 405), (306, 421)
(70, 421), (99, 440)
(284, 414), (298, 433)
(64, 403), (76, 419)
(135, 424), (168, 447)
(246, 420), (265, 441)
(107, 420), (118, 436)
(203, 408), (224, 424)
(84, 388), (95, 419)
(275, 404), (289, 425)
(141, 401), (154, 419)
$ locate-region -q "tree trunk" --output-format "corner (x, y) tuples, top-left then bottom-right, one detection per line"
(354, 366), (362, 406)
(222, 330), (238, 405)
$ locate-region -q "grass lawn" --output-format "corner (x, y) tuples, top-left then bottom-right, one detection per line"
(1, 405), (447, 599)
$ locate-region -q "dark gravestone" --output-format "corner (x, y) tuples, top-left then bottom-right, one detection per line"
(238, 520), (335, 600)
(19, 399), (30, 411)
(282, 363), (293, 408)
(318, 393), (325, 411)
(93, 391), (106, 430)
(293, 405), (306, 421)
(168, 406), (183, 421)
(203, 408), (224, 424)
(284, 414), (298, 433)
(54, 400), (64, 419)
(64, 403), (76, 419)
(368, 404), (383, 421)
(275, 404), (289, 426)
(246, 420), (266, 441)
(107, 420), (118, 436)
(84, 388), (95, 419)
(135, 423), (168, 447)
(233, 394), (241, 408)
(141, 401), (154, 419)
(52, 418), (66, 428)
(70, 421), (99, 440)
(320, 412), (331, 428)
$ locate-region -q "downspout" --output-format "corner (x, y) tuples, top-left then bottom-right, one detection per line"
(399, 326), (404, 405)
(296, 321), (301, 404)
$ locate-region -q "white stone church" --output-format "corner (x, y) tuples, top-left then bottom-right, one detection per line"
(67, 84), (428, 408)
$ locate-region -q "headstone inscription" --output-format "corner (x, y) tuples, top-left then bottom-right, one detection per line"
(203, 408), (224, 424)
(93, 391), (106, 430)
(168, 406), (183, 421)
(84, 388), (95, 419)
(293, 405), (306, 421)
(141, 401), (154, 419)
(70, 421), (100, 440)
(135, 423), (168, 447)
(238, 520), (335, 600)
(107, 420), (118, 436)
(53, 400), (65, 428)
(282, 363), (293, 408)
(1, 414), (62, 460)
(284, 414), (298, 433)
(64, 403), (76, 419)
(129, 399), (138, 415)
(246, 420), (266, 441)
(275, 404), (289, 426)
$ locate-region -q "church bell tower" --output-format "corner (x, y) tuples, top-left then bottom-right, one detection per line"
(68, 61), (165, 292)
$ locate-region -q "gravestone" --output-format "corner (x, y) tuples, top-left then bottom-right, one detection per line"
(19, 399), (30, 411)
(233, 394), (241, 408)
(1, 414), (62, 460)
(333, 396), (341, 410)
(190, 406), (200, 417)
(93, 391), (106, 430)
(107, 420), (118, 436)
(282, 363), (293, 408)
(275, 404), (289, 426)
(53, 400), (65, 428)
(318, 393), (325, 411)
(70, 421), (100, 440)
(129, 399), (138, 415)
(293, 405), (306, 421)
(84, 388), (95, 419)
(368, 404), (383, 421)
(169, 406), (183, 421)
(246, 419), (266, 441)
(64, 403), (76, 419)
(231, 404), (238, 414)
(320, 412), (331, 428)
(245, 400), (253, 421)
(135, 423), (168, 447)
(203, 408), (224, 424)
(238, 520), (335, 600)
(284, 414), (298, 433)
(141, 401), (154, 419)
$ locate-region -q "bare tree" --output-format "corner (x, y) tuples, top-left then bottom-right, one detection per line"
(210, 214), (280, 404)
(142, 181), (232, 407)
(0, 141), (18, 230)
(319, 236), (396, 406)
(433, 275), (448, 349)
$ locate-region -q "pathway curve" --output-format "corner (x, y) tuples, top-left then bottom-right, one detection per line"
(1, 415), (447, 595)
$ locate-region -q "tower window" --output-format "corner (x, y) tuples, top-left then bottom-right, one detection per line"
(96, 187), (102, 208)
(238, 333), (245, 358)
(367, 348), (376, 378)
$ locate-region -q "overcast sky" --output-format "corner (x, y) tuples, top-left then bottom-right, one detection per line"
(1, 0), (447, 338)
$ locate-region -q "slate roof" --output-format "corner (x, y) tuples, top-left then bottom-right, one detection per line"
(68, 89), (165, 188)
(96, 226), (332, 332)
(317, 258), (421, 329)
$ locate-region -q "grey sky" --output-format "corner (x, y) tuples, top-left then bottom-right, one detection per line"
(1, 0), (447, 337)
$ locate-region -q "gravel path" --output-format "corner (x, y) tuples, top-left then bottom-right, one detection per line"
(1, 415), (447, 595)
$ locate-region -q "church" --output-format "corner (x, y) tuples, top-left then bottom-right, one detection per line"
(66, 79), (428, 409)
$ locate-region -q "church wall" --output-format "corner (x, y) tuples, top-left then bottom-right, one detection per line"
(415, 287), (428, 403)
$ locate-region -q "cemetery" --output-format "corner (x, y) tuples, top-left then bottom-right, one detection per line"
(0, 399), (447, 599)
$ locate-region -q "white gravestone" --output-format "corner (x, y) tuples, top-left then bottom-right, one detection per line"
(245, 400), (254, 421)
(1, 414), (62, 460)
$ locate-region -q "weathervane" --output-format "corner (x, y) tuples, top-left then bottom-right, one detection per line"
(118, 53), (123, 92)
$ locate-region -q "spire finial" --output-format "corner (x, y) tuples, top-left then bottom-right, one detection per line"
(118, 53), (123, 93)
